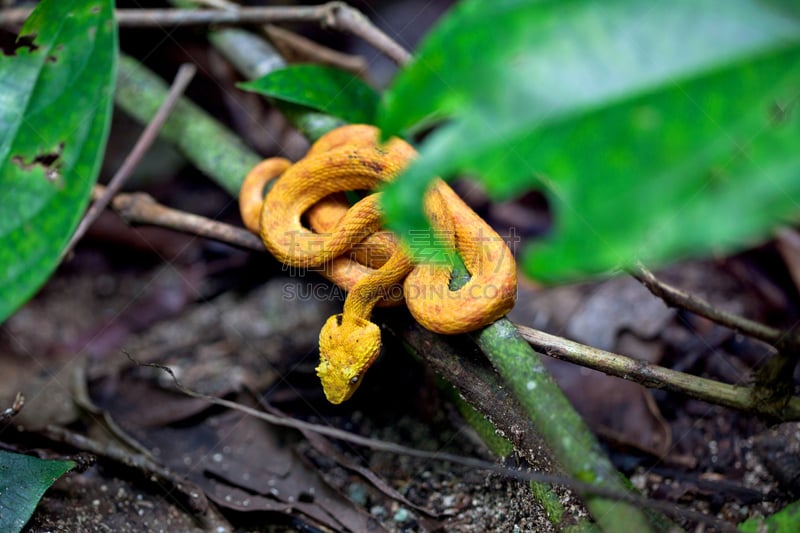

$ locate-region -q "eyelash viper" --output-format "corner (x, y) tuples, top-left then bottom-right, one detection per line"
(239, 124), (517, 404)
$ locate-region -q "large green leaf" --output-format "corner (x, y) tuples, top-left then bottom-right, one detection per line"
(0, 450), (75, 532)
(0, 0), (117, 322)
(239, 64), (379, 125)
(378, 0), (800, 282)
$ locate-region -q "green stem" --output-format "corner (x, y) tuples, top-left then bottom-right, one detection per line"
(115, 54), (259, 196)
(475, 320), (656, 532)
(449, 255), (662, 532)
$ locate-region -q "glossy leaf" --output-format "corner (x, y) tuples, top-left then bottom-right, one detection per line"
(378, 0), (800, 282)
(0, 450), (75, 532)
(240, 64), (379, 125)
(0, 0), (117, 322)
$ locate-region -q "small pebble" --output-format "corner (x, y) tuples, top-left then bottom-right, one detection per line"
(370, 505), (386, 517)
(348, 483), (367, 506)
(393, 508), (410, 522)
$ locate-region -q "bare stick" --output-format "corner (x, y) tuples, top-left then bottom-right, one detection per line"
(95, 185), (264, 251)
(265, 24), (368, 75)
(0, 6), (326, 25)
(64, 64), (197, 257)
(515, 324), (800, 420)
(630, 263), (786, 346)
(0, 393), (24, 423)
(322, 2), (411, 65)
(188, 0), (233, 8)
(1, 3), (411, 65)
(630, 263), (799, 417)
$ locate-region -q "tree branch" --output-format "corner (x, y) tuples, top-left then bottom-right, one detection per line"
(1, 3), (411, 66)
(631, 262), (800, 418)
(516, 324), (800, 420)
(630, 263), (784, 346)
(264, 24), (368, 76)
(92, 185), (263, 252)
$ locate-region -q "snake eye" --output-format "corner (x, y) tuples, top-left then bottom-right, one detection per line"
(349, 376), (359, 385)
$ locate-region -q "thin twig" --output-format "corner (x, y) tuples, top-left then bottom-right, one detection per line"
(515, 324), (800, 420)
(630, 263), (785, 346)
(264, 24), (368, 76)
(1, 3), (411, 65)
(249, 388), (442, 519)
(0, 393), (24, 424)
(632, 263), (800, 417)
(323, 2), (411, 65)
(188, 0), (234, 9)
(0, 6), (328, 25)
(127, 352), (736, 532)
(64, 64), (197, 258)
(95, 185), (264, 251)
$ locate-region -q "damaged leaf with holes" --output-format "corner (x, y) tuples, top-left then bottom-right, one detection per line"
(0, 0), (117, 323)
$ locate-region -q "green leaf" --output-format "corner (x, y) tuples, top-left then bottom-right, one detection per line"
(739, 499), (800, 532)
(0, 0), (117, 322)
(239, 64), (379, 125)
(378, 0), (800, 282)
(0, 450), (75, 532)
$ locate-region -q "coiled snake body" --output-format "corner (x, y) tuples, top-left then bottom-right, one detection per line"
(240, 125), (517, 403)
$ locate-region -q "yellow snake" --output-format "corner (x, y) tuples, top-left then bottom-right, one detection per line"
(239, 125), (517, 403)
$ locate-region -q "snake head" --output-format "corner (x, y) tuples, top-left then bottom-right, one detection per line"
(317, 314), (382, 404)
